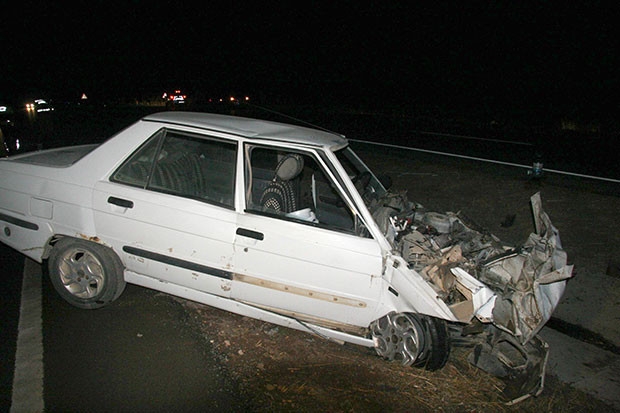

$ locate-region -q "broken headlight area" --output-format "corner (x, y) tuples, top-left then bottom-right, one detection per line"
(371, 191), (573, 402)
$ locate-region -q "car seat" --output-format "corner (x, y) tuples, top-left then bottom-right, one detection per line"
(259, 154), (304, 213)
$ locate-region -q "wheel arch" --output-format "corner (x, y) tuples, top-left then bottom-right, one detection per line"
(43, 233), (114, 260)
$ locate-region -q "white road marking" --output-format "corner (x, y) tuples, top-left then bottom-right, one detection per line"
(11, 258), (44, 413)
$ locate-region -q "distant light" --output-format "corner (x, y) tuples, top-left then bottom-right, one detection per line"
(230, 96), (235, 102)
(168, 90), (186, 103)
(0, 106), (6, 112)
(81, 93), (88, 100)
(244, 96), (250, 101)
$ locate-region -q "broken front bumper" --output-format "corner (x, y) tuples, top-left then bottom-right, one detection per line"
(466, 325), (549, 403)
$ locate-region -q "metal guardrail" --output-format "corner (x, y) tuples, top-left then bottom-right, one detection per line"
(350, 138), (620, 184)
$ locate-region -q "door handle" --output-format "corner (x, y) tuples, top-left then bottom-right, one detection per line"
(107, 196), (134, 209)
(236, 228), (264, 241)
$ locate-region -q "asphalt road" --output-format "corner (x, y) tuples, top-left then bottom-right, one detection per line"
(0, 245), (23, 411)
(1, 243), (253, 412)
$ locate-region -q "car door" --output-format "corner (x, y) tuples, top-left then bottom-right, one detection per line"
(232, 144), (385, 329)
(92, 128), (238, 297)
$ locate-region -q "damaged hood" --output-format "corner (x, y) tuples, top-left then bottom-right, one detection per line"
(372, 191), (573, 344)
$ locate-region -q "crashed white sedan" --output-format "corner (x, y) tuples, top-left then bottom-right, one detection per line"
(0, 112), (572, 401)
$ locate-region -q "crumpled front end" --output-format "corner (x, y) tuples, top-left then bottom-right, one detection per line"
(373, 191), (573, 402)
(479, 193), (572, 342)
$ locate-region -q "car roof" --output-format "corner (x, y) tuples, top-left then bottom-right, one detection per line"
(142, 111), (348, 150)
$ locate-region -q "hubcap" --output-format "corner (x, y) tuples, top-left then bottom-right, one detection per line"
(57, 248), (105, 298)
(371, 313), (426, 366)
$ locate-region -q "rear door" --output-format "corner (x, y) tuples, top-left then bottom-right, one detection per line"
(92, 128), (238, 297)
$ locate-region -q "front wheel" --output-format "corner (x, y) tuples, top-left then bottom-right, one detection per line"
(48, 238), (126, 309)
(370, 312), (450, 371)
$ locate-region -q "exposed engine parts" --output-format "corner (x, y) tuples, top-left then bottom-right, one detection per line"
(369, 191), (573, 402)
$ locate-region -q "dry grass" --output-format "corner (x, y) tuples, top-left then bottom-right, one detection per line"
(182, 301), (615, 413)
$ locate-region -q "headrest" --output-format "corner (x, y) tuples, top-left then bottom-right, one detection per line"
(275, 154), (304, 181)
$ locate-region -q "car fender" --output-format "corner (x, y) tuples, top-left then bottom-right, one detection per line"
(381, 254), (459, 322)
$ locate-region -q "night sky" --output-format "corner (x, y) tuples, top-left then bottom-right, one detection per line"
(2, 2), (618, 120)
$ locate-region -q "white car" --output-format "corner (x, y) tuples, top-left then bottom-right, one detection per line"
(0, 112), (572, 401)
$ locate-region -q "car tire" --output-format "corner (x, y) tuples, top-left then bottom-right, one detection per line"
(412, 314), (450, 371)
(48, 237), (126, 309)
(371, 312), (450, 371)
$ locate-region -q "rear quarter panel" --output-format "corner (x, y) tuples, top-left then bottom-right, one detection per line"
(0, 119), (163, 261)
(0, 162), (97, 261)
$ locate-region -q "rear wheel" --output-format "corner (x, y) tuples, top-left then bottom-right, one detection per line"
(48, 238), (126, 309)
(370, 312), (450, 371)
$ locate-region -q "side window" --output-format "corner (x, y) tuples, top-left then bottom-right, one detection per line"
(112, 130), (237, 208)
(245, 146), (361, 234)
(111, 130), (163, 187)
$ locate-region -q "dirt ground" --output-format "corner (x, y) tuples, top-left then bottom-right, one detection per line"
(181, 300), (613, 413)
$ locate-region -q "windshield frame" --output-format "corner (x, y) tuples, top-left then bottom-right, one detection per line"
(334, 146), (388, 202)
(318, 145), (393, 253)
